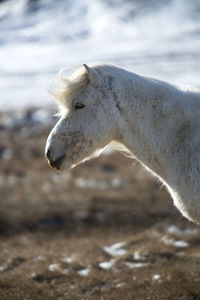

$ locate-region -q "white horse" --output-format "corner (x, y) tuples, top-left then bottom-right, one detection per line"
(45, 63), (200, 223)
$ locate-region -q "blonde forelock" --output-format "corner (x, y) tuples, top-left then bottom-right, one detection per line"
(52, 65), (89, 108)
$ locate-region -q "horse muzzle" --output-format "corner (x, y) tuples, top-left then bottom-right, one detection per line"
(46, 149), (66, 170)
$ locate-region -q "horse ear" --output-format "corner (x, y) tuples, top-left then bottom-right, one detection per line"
(83, 64), (99, 85)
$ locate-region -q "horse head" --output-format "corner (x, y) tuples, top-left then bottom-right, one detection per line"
(45, 64), (117, 170)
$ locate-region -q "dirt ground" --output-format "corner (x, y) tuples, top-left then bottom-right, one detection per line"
(1, 108), (200, 300)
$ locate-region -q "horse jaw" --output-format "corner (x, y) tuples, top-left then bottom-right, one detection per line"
(60, 146), (108, 171)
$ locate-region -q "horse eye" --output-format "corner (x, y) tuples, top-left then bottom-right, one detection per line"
(75, 102), (86, 111)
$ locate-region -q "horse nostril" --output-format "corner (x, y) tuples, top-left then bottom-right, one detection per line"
(46, 149), (52, 160)
(49, 154), (66, 170)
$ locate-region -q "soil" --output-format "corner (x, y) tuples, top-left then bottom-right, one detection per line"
(0, 108), (200, 300)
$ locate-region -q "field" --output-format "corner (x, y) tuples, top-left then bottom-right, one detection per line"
(0, 108), (200, 300)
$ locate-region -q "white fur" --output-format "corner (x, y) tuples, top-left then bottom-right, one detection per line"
(46, 63), (200, 223)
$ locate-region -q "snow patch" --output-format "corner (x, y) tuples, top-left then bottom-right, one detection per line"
(103, 241), (127, 257)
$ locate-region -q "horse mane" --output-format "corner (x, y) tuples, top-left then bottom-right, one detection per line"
(52, 63), (200, 113)
(180, 85), (200, 94)
(52, 63), (122, 110)
(52, 65), (89, 108)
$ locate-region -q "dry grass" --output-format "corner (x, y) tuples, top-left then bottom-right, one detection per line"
(0, 109), (200, 300)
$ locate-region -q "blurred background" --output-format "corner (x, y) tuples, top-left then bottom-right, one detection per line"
(1, 1), (200, 299)
(1, 0), (200, 110)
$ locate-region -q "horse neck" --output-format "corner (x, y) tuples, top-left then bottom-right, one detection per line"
(114, 71), (189, 181)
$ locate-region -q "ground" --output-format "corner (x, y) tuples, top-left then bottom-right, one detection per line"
(0, 109), (200, 300)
